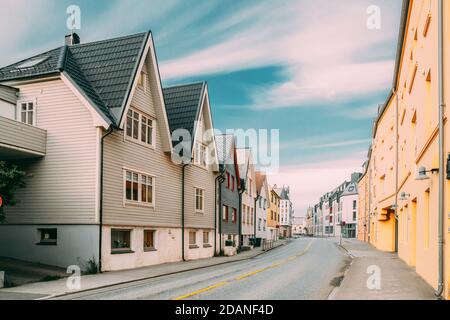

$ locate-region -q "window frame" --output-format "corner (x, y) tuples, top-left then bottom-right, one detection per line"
(111, 229), (133, 254)
(125, 108), (155, 148)
(193, 142), (208, 168)
(17, 99), (36, 126)
(189, 231), (198, 248)
(143, 229), (157, 252)
(203, 231), (211, 247)
(37, 228), (57, 246)
(123, 168), (156, 208)
(232, 208), (237, 223)
(194, 187), (205, 213)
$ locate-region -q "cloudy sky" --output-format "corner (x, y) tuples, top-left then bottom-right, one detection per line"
(0, 0), (403, 216)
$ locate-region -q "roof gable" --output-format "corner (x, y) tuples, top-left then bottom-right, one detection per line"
(0, 32), (150, 127)
(163, 82), (205, 146)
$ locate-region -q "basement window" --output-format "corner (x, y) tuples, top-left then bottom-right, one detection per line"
(37, 228), (57, 246)
(111, 229), (133, 254)
(144, 230), (156, 251)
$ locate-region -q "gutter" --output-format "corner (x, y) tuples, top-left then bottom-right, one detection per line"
(98, 125), (114, 272)
(436, 0), (445, 298)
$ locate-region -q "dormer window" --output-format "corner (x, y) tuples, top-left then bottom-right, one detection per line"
(194, 142), (207, 167)
(126, 108), (154, 147)
(19, 101), (35, 125)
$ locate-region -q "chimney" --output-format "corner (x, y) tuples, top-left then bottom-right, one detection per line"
(65, 33), (80, 45)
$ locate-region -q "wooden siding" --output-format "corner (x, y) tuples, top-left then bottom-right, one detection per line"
(4, 79), (99, 224)
(102, 57), (182, 227)
(0, 85), (18, 104)
(0, 116), (46, 155)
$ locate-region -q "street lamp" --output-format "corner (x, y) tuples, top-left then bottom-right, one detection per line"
(399, 192), (410, 201)
(415, 166), (439, 180)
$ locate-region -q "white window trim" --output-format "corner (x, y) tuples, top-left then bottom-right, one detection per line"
(16, 98), (37, 127)
(194, 186), (205, 213)
(122, 167), (156, 208)
(124, 107), (156, 149)
(193, 141), (208, 169)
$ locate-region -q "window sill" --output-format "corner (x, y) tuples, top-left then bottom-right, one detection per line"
(203, 244), (212, 248)
(36, 242), (57, 246)
(192, 163), (209, 171)
(124, 201), (155, 209)
(144, 248), (157, 252)
(189, 245), (199, 249)
(111, 250), (134, 255)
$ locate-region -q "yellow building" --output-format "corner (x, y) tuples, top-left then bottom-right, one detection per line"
(360, 0), (449, 299)
(268, 185), (280, 241)
(357, 152), (371, 242)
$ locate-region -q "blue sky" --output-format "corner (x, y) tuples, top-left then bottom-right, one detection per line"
(0, 0), (403, 215)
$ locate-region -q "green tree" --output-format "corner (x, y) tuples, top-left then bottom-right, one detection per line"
(0, 161), (27, 222)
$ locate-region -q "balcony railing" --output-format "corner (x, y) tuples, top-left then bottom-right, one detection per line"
(0, 116), (47, 159)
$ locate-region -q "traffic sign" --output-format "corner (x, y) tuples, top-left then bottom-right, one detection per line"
(0, 196), (3, 207)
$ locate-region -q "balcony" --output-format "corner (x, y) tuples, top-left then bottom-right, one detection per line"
(0, 116), (46, 159)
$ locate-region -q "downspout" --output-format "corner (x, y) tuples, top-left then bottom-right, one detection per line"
(436, 0), (445, 298)
(215, 169), (225, 255)
(238, 180), (245, 249)
(98, 125), (114, 273)
(393, 88), (399, 253)
(181, 163), (189, 261)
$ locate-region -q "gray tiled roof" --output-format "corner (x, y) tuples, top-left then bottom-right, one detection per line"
(0, 32), (150, 125)
(163, 82), (206, 147)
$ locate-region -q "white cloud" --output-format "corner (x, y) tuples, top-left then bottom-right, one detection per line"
(159, 0), (402, 109)
(266, 152), (365, 217)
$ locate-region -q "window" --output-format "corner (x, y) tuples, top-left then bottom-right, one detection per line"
(222, 205), (228, 221)
(263, 220), (266, 231)
(189, 231), (197, 248)
(353, 200), (357, 210)
(258, 218), (262, 231)
(125, 170), (154, 206)
(203, 231), (210, 246)
(353, 211), (357, 221)
(141, 115), (153, 145)
(195, 188), (204, 212)
(137, 71), (146, 90)
(20, 101), (34, 125)
(226, 172), (230, 189)
(126, 109), (154, 146)
(111, 229), (131, 253)
(144, 230), (156, 251)
(194, 142), (207, 167)
(231, 175), (235, 191)
(232, 208), (237, 223)
(38, 228), (57, 245)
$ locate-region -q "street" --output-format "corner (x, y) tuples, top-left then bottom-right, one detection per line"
(55, 238), (350, 300)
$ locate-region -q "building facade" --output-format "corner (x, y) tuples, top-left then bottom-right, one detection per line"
(215, 134), (240, 254)
(255, 172), (270, 241)
(358, 0), (449, 299)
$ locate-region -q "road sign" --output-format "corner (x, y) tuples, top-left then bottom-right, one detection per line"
(0, 196), (3, 207)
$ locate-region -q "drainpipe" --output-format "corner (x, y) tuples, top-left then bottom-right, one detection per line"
(238, 180), (245, 249)
(98, 125), (114, 273)
(215, 169), (225, 255)
(394, 87), (399, 253)
(181, 163), (189, 261)
(436, 0), (445, 298)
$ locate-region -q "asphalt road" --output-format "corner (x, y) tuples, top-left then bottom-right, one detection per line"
(56, 238), (350, 300)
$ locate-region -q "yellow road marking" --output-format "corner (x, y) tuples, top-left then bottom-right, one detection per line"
(172, 240), (315, 299)
(235, 267), (269, 280)
(173, 281), (228, 300)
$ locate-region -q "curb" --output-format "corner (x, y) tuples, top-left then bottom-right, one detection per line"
(327, 242), (354, 300)
(41, 240), (290, 300)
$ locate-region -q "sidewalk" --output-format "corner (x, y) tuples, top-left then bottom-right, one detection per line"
(329, 238), (436, 300)
(0, 240), (288, 300)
